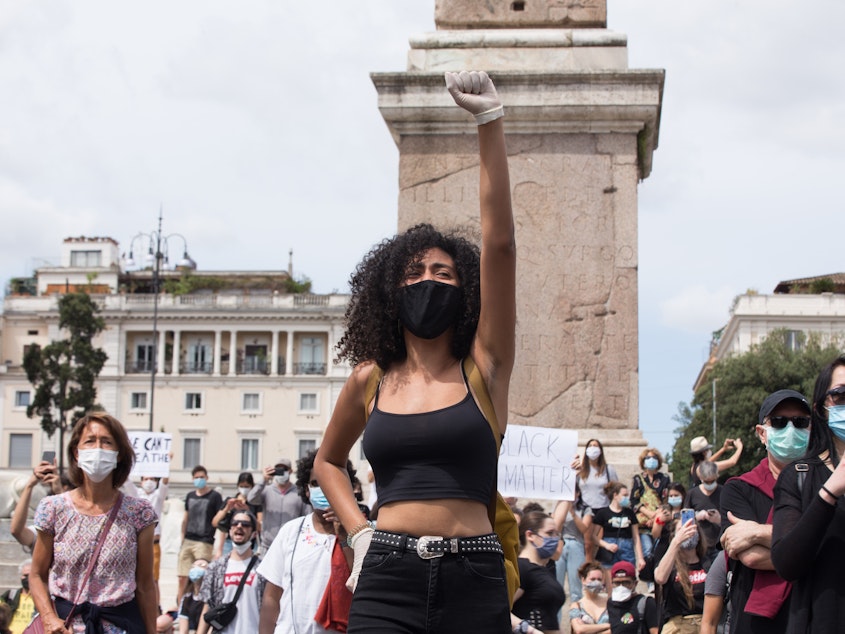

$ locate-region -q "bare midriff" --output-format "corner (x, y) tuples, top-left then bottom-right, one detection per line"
(374, 498), (492, 537)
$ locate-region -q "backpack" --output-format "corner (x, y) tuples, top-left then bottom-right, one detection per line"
(363, 357), (521, 606)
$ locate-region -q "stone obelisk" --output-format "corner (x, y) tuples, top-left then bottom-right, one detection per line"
(372, 1), (664, 473)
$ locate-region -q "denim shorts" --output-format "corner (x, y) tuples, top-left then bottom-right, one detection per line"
(347, 531), (512, 633)
(603, 536), (636, 568)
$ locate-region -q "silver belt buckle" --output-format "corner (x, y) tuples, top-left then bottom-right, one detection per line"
(416, 535), (445, 559)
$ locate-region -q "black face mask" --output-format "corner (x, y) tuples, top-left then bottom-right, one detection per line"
(399, 280), (462, 340)
(21, 576), (29, 592)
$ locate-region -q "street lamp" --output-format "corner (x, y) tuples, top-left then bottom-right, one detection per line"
(124, 210), (195, 431)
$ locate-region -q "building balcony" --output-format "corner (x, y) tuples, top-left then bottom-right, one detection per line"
(238, 357), (269, 375)
(127, 360), (154, 373)
(183, 361), (213, 375)
(293, 362), (327, 375)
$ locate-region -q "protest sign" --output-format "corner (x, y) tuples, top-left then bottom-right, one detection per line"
(498, 425), (578, 500)
(128, 431), (172, 478)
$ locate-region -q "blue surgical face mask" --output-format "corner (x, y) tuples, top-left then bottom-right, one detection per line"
(193, 478), (207, 489)
(309, 486), (330, 510)
(533, 535), (560, 559)
(644, 457), (659, 471)
(667, 495), (683, 508)
(701, 481), (718, 492)
(827, 405), (845, 441)
(188, 567), (206, 582)
(766, 423), (810, 463)
(619, 496), (631, 508)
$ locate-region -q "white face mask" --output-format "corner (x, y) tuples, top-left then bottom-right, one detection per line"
(232, 541), (252, 555)
(238, 487), (251, 497)
(141, 480), (157, 494)
(586, 446), (602, 461)
(611, 585), (633, 602)
(77, 449), (118, 483)
(273, 474), (290, 486)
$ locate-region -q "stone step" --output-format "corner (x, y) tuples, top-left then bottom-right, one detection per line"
(0, 540), (30, 561)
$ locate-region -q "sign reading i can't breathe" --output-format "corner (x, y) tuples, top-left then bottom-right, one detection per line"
(498, 425), (578, 500)
(128, 432), (172, 478)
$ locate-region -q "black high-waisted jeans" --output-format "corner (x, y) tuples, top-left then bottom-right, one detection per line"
(347, 532), (511, 633)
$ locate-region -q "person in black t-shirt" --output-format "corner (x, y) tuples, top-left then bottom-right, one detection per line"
(684, 461), (722, 552)
(654, 518), (712, 634)
(606, 561), (658, 634)
(176, 465), (224, 602)
(511, 511), (566, 634)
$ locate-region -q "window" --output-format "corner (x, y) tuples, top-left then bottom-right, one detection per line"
(186, 342), (211, 374)
(27, 329), (38, 336)
(299, 392), (318, 413)
(130, 392), (148, 410)
(296, 336), (325, 374)
(784, 330), (805, 352)
(298, 438), (317, 458)
(70, 250), (102, 267)
(240, 439), (259, 470)
(8, 434), (33, 469)
(183, 438), (202, 469)
(14, 391), (30, 408)
(185, 392), (203, 412)
(135, 344), (155, 372)
(242, 392), (261, 413)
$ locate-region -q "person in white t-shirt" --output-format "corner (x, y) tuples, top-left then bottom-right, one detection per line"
(258, 450), (356, 634)
(197, 511), (264, 634)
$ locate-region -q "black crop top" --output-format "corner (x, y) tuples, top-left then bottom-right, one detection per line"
(361, 367), (497, 506)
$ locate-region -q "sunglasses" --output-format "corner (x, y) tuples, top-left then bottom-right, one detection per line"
(827, 385), (845, 406)
(230, 520), (254, 528)
(768, 415), (811, 430)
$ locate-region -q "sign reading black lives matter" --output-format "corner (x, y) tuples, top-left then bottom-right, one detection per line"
(128, 432), (172, 478)
(498, 425), (578, 500)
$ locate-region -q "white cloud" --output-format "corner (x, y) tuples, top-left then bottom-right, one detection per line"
(659, 285), (737, 335)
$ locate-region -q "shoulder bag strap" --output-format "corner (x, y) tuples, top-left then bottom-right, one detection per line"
(462, 357), (502, 529)
(65, 493), (124, 624)
(363, 365), (384, 420)
(229, 555), (259, 606)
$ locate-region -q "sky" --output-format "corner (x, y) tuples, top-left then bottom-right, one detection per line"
(2, 1), (844, 458)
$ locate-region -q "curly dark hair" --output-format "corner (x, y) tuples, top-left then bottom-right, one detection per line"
(336, 223), (481, 368)
(296, 448), (357, 506)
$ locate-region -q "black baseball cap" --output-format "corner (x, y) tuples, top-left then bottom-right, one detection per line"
(758, 389), (810, 425)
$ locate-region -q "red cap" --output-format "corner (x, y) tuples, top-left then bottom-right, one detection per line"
(611, 561), (636, 580)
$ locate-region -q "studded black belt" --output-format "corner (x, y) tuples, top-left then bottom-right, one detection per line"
(370, 530), (503, 559)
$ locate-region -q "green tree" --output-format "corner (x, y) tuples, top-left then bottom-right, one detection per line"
(23, 293), (108, 469)
(668, 329), (843, 482)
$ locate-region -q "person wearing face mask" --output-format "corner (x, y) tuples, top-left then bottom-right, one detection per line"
(772, 354), (845, 632)
(247, 458), (308, 554)
(177, 466), (224, 605)
(594, 482), (645, 580)
(177, 558), (208, 634)
(212, 473), (261, 560)
(10, 459), (65, 555)
(313, 71), (517, 632)
(576, 440), (618, 565)
(683, 461), (722, 553)
(509, 512), (565, 634)
(553, 484), (594, 603)
(258, 450), (357, 634)
(569, 561), (610, 633)
(653, 519), (712, 634)
(29, 412), (158, 634)
(606, 562), (658, 634)
(689, 436), (743, 488)
(197, 511), (264, 634)
(717, 389), (810, 633)
(631, 448), (670, 561)
(0, 559), (35, 634)
(132, 474), (170, 610)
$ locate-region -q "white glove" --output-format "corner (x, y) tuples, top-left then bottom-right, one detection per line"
(445, 70), (504, 125)
(345, 526), (374, 593)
